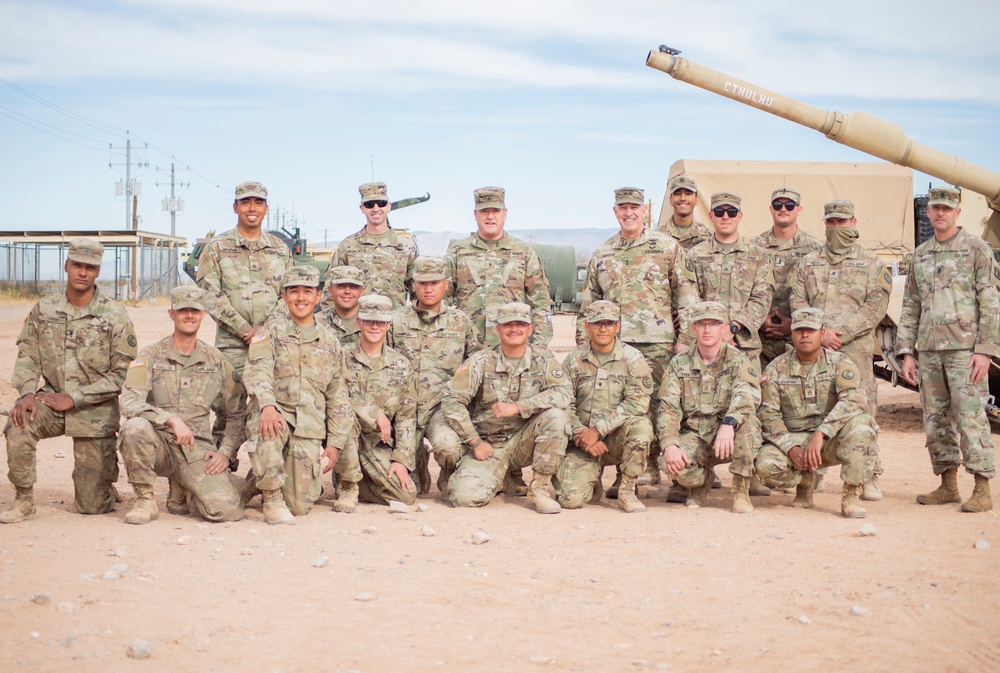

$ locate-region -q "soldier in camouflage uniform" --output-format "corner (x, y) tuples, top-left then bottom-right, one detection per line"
(1, 239), (137, 523)
(242, 266), (352, 524)
(755, 308), (876, 518)
(118, 287), (244, 524)
(316, 265), (364, 347)
(388, 257), (478, 497)
(657, 301), (762, 513)
(322, 182), (419, 310)
(580, 186), (698, 489)
(442, 303), (571, 513)
(657, 175), (713, 251)
(789, 199), (891, 500)
(555, 301), (654, 512)
(751, 187), (822, 369)
(898, 187), (999, 513)
(332, 295), (418, 512)
(197, 180), (293, 455)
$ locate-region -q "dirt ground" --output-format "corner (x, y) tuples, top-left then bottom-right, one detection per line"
(0, 306), (998, 673)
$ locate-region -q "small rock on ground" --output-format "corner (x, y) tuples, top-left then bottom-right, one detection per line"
(471, 531), (491, 545)
(858, 523), (876, 537)
(127, 639), (152, 659)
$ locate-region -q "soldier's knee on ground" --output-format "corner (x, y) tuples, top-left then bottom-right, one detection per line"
(448, 482), (493, 508)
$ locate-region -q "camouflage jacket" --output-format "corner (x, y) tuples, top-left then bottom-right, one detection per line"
(564, 339), (654, 436)
(580, 226), (698, 345)
(120, 336), (242, 460)
(896, 227), (1000, 357)
(750, 228), (823, 319)
(388, 305), (479, 427)
(244, 317), (351, 448)
(658, 217), (714, 251)
(442, 344), (571, 445)
(324, 227), (418, 309)
(789, 243), (891, 354)
(759, 348), (866, 454)
(685, 235), (775, 351)
(656, 342), (761, 448)
(12, 287), (137, 437)
(197, 228), (293, 350)
(444, 232), (552, 348)
(343, 343), (418, 470)
(316, 308), (361, 348)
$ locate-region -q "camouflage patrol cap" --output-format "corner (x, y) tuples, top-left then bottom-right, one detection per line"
(474, 186), (506, 211)
(170, 286), (206, 311)
(668, 175), (698, 195)
(823, 200), (855, 220)
(584, 300), (621, 323)
(359, 182), (388, 203)
(614, 187), (644, 206)
(710, 191), (742, 210)
(495, 302), (532, 324)
(235, 181), (268, 200)
(281, 265), (320, 289)
(412, 256), (447, 282)
(791, 308), (824, 330)
(927, 187), (960, 208)
(357, 294), (393, 321)
(67, 238), (104, 266)
(689, 301), (727, 323)
(771, 187), (801, 205)
(327, 265), (364, 287)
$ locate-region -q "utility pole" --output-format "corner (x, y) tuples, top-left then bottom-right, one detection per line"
(110, 132), (148, 230)
(156, 161), (189, 237)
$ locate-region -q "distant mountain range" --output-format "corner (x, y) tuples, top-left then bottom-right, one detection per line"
(410, 228), (618, 259)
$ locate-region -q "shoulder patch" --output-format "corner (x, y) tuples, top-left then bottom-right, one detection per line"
(883, 271), (892, 285)
(760, 371), (768, 383)
(250, 331), (268, 344)
(641, 374), (654, 391)
(232, 369), (242, 383)
(451, 361), (471, 392)
(124, 358), (148, 388)
(128, 335), (137, 348)
(550, 367), (564, 379)
(129, 358), (144, 368)
(842, 369), (855, 380)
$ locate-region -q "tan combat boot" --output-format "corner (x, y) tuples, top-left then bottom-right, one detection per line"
(617, 474), (646, 513)
(731, 475), (753, 514)
(262, 489), (295, 525)
(961, 475), (993, 513)
(791, 471), (814, 509)
(605, 468), (622, 499)
(916, 467), (961, 505)
(124, 485), (159, 525)
(841, 483), (866, 518)
(527, 473), (561, 514)
(333, 481), (359, 513)
(0, 486), (37, 524)
(506, 468), (528, 497)
(861, 475), (883, 501)
(166, 477), (190, 515)
(665, 481), (690, 504)
(749, 474), (772, 496)
(240, 474), (261, 508)
(636, 459), (661, 486)
(685, 476), (714, 508)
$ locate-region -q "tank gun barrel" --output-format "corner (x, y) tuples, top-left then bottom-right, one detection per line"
(645, 47), (1000, 213)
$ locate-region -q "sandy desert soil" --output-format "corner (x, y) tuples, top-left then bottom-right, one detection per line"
(0, 307), (998, 673)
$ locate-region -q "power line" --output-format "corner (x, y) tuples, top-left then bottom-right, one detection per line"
(0, 102), (117, 145)
(0, 108), (116, 153)
(0, 75), (127, 134)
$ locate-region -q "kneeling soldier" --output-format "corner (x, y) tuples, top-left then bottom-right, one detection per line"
(755, 308), (876, 518)
(657, 301), (762, 513)
(555, 300), (654, 512)
(119, 287), (244, 524)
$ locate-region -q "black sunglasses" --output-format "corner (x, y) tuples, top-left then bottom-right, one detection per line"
(771, 200), (797, 211)
(712, 207), (739, 218)
(363, 200), (388, 209)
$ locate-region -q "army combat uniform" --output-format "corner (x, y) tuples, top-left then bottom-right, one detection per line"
(326, 229), (418, 310)
(316, 265), (364, 347)
(317, 307), (362, 347)
(659, 218), (713, 251)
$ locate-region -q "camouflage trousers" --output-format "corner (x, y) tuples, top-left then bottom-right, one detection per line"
(118, 418), (243, 522)
(917, 350), (996, 479)
(629, 341), (674, 467)
(335, 432), (417, 507)
(449, 408), (569, 508)
(417, 406), (465, 473)
(755, 414), (877, 488)
(841, 346), (883, 476)
(244, 411), (323, 516)
(659, 417), (758, 488)
(3, 402), (117, 515)
(759, 336), (791, 370)
(213, 345), (249, 457)
(553, 416), (653, 508)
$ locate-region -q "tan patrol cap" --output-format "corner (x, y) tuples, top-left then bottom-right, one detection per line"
(495, 302), (531, 324)
(614, 187), (644, 206)
(710, 191), (742, 210)
(67, 238), (104, 266)
(282, 265), (320, 289)
(412, 256), (447, 282)
(357, 295), (393, 321)
(791, 308), (824, 330)
(689, 301), (727, 323)
(927, 187), (960, 208)
(584, 300), (621, 323)
(771, 187), (801, 205)
(327, 266), (364, 286)
(474, 186), (505, 211)
(359, 182), (388, 203)
(668, 175), (698, 195)
(235, 181), (268, 200)
(170, 286), (206, 311)
(823, 200), (855, 220)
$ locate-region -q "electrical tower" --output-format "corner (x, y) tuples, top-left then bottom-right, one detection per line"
(155, 161), (189, 237)
(109, 132), (149, 229)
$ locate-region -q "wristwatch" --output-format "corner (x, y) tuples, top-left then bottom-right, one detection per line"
(730, 323), (740, 334)
(721, 416), (738, 428)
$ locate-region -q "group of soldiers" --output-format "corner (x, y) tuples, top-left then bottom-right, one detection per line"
(1, 176), (995, 526)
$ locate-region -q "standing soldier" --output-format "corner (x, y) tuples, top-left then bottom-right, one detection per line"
(2, 239), (137, 523)
(118, 287), (244, 524)
(755, 308), (878, 518)
(242, 266), (351, 524)
(790, 199), (891, 500)
(898, 187), (999, 513)
(441, 303), (571, 513)
(657, 175), (713, 251)
(388, 257), (478, 496)
(555, 301), (654, 513)
(580, 186), (698, 489)
(657, 301), (762, 513)
(751, 187), (822, 369)
(317, 265), (364, 347)
(323, 182), (419, 309)
(333, 295), (418, 512)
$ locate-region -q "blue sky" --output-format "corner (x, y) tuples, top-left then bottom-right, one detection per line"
(2, 0), (998, 248)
